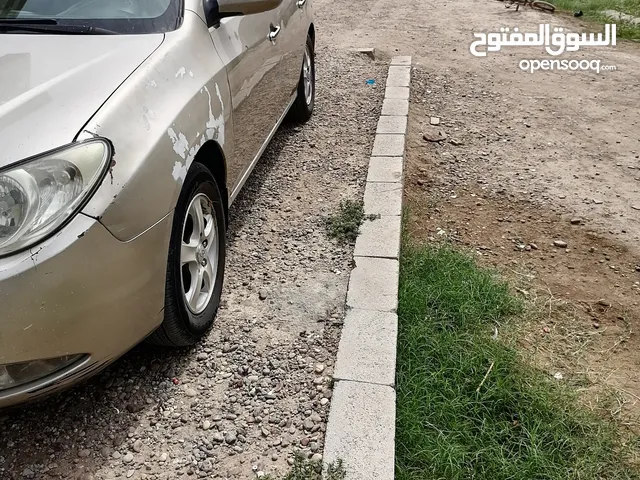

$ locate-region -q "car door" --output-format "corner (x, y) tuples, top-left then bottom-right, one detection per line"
(275, 0), (307, 102)
(207, 10), (283, 195)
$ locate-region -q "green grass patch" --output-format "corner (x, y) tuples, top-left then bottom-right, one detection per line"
(396, 244), (639, 480)
(262, 454), (346, 480)
(326, 199), (376, 244)
(552, 0), (640, 40)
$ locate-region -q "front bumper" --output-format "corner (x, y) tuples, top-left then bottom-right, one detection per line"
(0, 213), (172, 408)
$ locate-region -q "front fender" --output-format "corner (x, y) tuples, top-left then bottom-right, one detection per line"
(78, 11), (233, 242)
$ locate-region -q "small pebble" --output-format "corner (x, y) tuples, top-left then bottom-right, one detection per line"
(224, 432), (237, 445)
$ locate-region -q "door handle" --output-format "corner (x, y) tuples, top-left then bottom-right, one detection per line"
(268, 24), (281, 42)
(296, 0), (307, 7)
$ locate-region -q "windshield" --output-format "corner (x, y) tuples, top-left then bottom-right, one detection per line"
(0, 0), (182, 34)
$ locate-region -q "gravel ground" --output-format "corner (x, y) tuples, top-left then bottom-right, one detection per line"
(0, 46), (387, 480)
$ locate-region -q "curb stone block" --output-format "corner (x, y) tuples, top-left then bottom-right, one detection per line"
(325, 55), (410, 480)
(384, 86), (410, 99)
(353, 47), (377, 59)
(363, 182), (402, 216)
(354, 214), (401, 259)
(376, 115), (408, 134)
(371, 134), (405, 157)
(323, 381), (396, 480)
(333, 309), (398, 386)
(366, 156), (403, 183)
(386, 66), (411, 87)
(346, 257), (399, 312)
(390, 55), (412, 66)
(381, 98), (409, 116)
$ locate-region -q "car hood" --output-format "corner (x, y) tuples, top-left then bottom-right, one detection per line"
(0, 34), (164, 168)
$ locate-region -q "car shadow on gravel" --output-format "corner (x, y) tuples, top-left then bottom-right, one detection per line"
(226, 122), (301, 241)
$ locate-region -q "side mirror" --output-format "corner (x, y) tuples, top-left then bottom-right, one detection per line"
(203, 0), (283, 27)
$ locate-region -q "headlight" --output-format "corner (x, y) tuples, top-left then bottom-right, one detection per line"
(0, 139), (111, 257)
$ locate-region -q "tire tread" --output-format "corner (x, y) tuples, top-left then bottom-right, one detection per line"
(147, 163), (225, 348)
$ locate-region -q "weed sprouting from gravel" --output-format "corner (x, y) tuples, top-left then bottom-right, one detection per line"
(325, 459), (347, 479)
(325, 199), (367, 243)
(263, 454), (346, 480)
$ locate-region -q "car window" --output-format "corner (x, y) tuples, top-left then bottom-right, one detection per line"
(0, 0), (182, 33)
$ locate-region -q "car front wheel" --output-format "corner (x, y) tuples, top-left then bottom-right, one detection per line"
(148, 162), (226, 347)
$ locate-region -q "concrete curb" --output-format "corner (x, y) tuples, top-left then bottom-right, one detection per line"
(324, 56), (411, 479)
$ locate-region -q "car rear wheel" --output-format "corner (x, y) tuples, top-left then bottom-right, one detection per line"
(147, 163), (226, 347)
(288, 34), (315, 123)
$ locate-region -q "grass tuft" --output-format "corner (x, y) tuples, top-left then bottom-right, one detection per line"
(552, 0), (640, 39)
(325, 199), (368, 243)
(262, 453), (346, 480)
(396, 244), (640, 480)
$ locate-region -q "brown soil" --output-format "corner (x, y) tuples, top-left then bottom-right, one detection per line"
(405, 180), (640, 420)
(404, 65), (640, 424)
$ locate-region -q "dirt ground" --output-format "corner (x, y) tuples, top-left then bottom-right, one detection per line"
(317, 0), (640, 424)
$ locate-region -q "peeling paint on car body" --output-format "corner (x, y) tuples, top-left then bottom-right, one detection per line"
(167, 83), (225, 182)
(205, 84), (225, 145)
(76, 11), (235, 241)
(167, 127), (189, 160)
(76, 1), (313, 244)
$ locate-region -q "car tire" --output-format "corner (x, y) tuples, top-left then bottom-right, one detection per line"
(147, 162), (226, 347)
(288, 34), (315, 123)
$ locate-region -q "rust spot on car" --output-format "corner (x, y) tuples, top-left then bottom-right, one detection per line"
(109, 158), (116, 184)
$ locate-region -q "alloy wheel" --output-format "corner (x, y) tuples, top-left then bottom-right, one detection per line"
(180, 193), (219, 314)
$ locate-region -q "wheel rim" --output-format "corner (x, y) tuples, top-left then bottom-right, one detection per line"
(302, 44), (313, 106)
(180, 193), (218, 315)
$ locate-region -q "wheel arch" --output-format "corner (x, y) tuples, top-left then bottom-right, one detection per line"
(192, 140), (229, 223)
